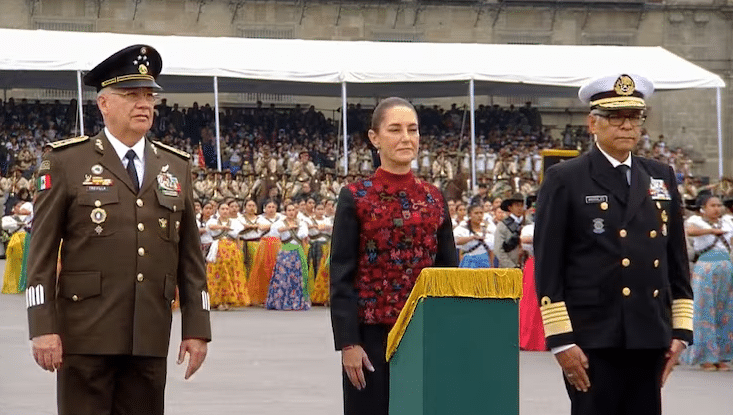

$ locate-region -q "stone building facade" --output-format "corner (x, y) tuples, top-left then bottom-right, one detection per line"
(1, 0), (730, 177)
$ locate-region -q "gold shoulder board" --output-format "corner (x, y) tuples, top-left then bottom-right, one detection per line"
(47, 136), (89, 150)
(152, 141), (191, 159)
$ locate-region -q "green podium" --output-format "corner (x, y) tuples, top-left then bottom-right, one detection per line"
(387, 268), (523, 415)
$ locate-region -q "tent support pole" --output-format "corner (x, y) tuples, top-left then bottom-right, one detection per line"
(342, 82), (348, 175)
(214, 76), (222, 172)
(469, 79), (476, 192)
(716, 87), (723, 179)
(76, 70), (85, 136)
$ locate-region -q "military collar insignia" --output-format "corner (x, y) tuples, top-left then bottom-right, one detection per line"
(614, 75), (635, 96)
(649, 178), (671, 200)
(95, 138), (104, 152)
(91, 164), (104, 175)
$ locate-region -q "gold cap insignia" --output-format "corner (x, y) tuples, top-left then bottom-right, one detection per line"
(139, 64), (148, 75)
(614, 75), (635, 97)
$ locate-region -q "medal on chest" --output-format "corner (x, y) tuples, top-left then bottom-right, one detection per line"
(157, 165), (181, 197)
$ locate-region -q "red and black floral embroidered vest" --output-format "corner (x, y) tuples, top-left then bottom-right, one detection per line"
(348, 168), (447, 325)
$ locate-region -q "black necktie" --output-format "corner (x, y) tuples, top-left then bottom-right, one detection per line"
(125, 150), (139, 193)
(616, 164), (630, 187)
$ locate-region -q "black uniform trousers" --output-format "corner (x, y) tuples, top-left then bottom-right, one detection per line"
(564, 348), (666, 415)
(57, 354), (167, 415)
(342, 324), (390, 415)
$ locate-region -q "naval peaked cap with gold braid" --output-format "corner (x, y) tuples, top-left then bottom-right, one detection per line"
(578, 73), (653, 110)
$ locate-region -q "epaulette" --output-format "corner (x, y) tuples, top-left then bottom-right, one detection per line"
(153, 141), (191, 159)
(46, 136), (89, 150)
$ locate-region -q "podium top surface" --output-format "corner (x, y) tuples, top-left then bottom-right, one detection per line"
(386, 267), (523, 361)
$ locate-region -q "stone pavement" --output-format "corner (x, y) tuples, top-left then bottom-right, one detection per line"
(1, 291), (731, 415)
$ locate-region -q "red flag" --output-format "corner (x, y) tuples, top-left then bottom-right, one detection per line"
(197, 144), (205, 170)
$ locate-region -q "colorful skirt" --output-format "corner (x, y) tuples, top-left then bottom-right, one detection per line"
(459, 252), (492, 269)
(248, 237), (282, 305)
(243, 240), (260, 281)
(681, 249), (733, 365)
(310, 242), (331, 305)
(2, 231), (26, 294)
(206, 238), (251, 308)
(265, 242), (310, 311)
(519, 256), (546, 351)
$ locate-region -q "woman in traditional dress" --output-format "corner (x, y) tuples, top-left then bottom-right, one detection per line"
(681, 193), (733, 370)
(247, 200), (282, 306)
(310, 202), (333, 305)
(324, 198), (336, 221)
(453, 204), (492, 268)
(265, 202), (310, 310)
(330, 97), (458, 415)
(237, 199), (262, 281)
(197, 200), (215, 257)
(300, 196), (319, 293)
(1, 198), (32, 294)
(518, 217), (546, 351)
(451, 201), (467, 229)
(205, 201), (250, 310)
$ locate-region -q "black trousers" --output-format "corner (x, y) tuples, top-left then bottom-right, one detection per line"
(564, 348), (666, 415)
(342, 324), (390, 415)
(57, 354), (167, 415)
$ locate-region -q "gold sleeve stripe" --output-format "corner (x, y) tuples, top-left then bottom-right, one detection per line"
(671, 299), (694, 331)
(540, 300), (573, 337)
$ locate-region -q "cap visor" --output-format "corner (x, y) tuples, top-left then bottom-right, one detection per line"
(591, 97), (645, 110)
(114, 79), (163, 91)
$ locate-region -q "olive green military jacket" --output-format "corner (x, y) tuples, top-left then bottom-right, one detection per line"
(26, 131), (211, 357)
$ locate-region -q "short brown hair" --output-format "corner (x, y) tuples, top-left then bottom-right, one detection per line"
(370, 97), (417, 131)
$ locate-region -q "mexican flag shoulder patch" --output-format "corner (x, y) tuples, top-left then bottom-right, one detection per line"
(38, 174), (52, 191)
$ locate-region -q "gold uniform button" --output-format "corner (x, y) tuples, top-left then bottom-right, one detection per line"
(72, 294), (79, 301)
(137, 223), (145, 232)
(138, 247), (145, 256)
(622, 287), (631, 297)
(653, 289), (659, 297)
(654, 259), (660, 268)
(650, 230), (657, 238)
(619, 229), (627, 238)
(600, 202), (608, 211)
(94, 200), (101, 207)
(137, 273), (144, 282)
(136, 199), (144, 207)
(622, 258), (630, 267)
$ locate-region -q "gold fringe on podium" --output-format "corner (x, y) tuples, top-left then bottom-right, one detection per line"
(386, 268), (523, 361)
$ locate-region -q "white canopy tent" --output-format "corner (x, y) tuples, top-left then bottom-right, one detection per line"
(0, 28), (726, 183)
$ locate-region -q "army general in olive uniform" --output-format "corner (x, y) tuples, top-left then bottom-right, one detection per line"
(26, 45), (211, 415)
(534, 74), (693, 415)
